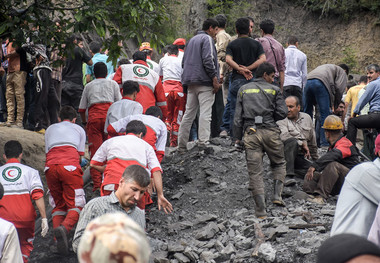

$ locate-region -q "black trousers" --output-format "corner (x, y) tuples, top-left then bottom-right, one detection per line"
(284, 137), (311, 178)
(211, 88), (224, 138)
(346, 112), (380, 144)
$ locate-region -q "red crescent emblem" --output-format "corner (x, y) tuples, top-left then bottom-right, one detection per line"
(7, 170), (16, 178)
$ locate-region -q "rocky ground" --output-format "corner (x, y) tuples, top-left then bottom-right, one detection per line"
(27, 136), (335, 263)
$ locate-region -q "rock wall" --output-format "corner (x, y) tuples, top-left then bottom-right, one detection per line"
(173, 0), (380, 73)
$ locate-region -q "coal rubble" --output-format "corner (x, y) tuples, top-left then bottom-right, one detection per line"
(148, 138), (335, 263)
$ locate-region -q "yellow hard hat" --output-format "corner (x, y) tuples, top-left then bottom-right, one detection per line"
(322, 115), (343, 130)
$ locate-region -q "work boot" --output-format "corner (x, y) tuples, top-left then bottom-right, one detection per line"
(253, 194), (267, 219)
(54, 225), (69, 255)
(273, 180), (285, 206)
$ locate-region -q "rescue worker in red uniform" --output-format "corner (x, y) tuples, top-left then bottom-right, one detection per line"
(106, 106), (167, 210)
(0, 140), (48, 262)
(78, 62), (121, 191)
(107, 106), (167, 162)
(90, 120), (173, 214)
(159, 45), (185, 146)
(44, 106), (87, 255)
(113, 51), (168, 119)
(139, 42), (160, 74)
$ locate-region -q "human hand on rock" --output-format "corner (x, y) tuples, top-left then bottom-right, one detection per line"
(157, 195), (173, 214)
(306, 166), (315, 181)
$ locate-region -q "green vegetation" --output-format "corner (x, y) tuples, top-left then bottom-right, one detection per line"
(297, 0), (380, 19)
(341, 46), (358, 73)
(0, 0), (169, 64)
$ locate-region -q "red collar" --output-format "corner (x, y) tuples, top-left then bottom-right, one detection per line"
(169, 54), (178, 57)
(179, 49), (184, 52)
(133, 60), (148, 67)
(147, 56), (152, 60)
(122, 96), (133, 100)
(6, 158), (20, 164)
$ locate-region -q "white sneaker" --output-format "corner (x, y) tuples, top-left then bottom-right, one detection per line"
(219, 130), (228, 138)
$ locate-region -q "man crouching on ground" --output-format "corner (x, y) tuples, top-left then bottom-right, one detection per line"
(233, 62), (288, 219)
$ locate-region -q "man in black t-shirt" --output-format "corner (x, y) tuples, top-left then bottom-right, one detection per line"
(61, 35), (92, 120)
(219, 17), (266, 138)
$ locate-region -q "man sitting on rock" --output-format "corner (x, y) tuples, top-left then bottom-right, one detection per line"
(277, 96), (318, 178)
(303, 115), (360, 203)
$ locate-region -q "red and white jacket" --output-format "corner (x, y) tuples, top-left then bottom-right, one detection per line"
(0, 159), (44, 228)
(91, 134), (162, 187)
(113, 61), (168, 119)
(45, 121), (86, 167)
(107, 114), (167, 162)
(104, 97), (143, 133)
(78, 78), (121, 120)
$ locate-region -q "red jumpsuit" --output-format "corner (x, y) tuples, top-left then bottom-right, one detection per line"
(45, 121), (87, 233)
(78, 78), (121, 189)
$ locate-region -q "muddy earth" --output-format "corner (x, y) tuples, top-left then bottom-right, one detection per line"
(26, 135), (335, 263)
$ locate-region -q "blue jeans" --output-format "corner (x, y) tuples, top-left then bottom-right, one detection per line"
(220, 78), (254, 135)
(303, 79), (331, 146)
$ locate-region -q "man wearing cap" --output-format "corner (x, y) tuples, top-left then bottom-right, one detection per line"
(331, 134), (380, 237)
(139, 42), (160, 74)
(113, 51), (168, 119)
(303, 115), (360, 203)
(173, 38), (186, 61)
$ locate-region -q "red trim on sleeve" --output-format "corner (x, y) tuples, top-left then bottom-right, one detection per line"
(156, 151), (165, 163)
(31, 189), (44, 200)
(90, 160), (106, 166)
(78, 151), (85, 156)
(151, 167), (162, 174)
(78, 109), (86, 113)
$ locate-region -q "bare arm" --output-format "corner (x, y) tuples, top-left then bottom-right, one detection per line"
(246, 54), (266, 71)
(152, 170), (173, 214)
(90, 163), (106, 173)
(35, 197), (46, 218)
(279, 71), (285, 92)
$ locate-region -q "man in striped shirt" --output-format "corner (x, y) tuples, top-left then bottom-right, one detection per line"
(72, 165), (150, 253)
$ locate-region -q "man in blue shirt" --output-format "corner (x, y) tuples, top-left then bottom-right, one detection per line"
(347, 64), (380, 145)
(86, 41), (114, 83)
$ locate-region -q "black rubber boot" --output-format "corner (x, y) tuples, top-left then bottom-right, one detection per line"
(253, 194), (267, 219)
(273, 180), (285, 206)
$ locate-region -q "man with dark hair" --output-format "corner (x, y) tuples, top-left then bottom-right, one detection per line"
(113, 51), (168, 119)
(139, 42), (160, 74)
(347, 64), (380, 145)
(219, 17), (266, 138)
(79, 62), (121, 191)
(72, 165), (151, 253)
(234, 62), (287, 219)
(86, 41), (114, 83)
(44, 105), (86, 255)
(90, 120), (172, 214)
(158, 44), (184, 146)
(61, 35), (93, 122)
(283, 36), (307, 106)
(178, 18), (221, 151)
(277, 96), (318, 177)
(256, 19), (286, 91)
(107, 106), (167, 162)
(303, 64), (348, 146)
(104, 80), (143, 132)
(215, 14), (231, 104)
(0, 140), (48, 262)
(172, 38), (186, 61)
(303, 115), (360, 204)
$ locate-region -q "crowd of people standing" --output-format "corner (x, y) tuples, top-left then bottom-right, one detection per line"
(1, 12), (380, 262)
